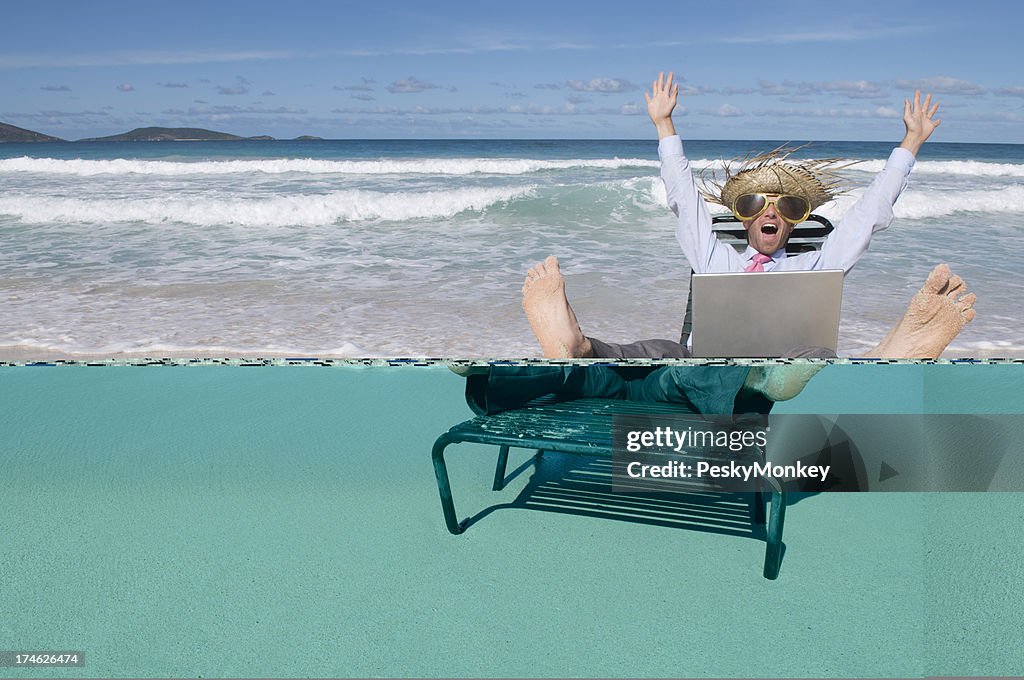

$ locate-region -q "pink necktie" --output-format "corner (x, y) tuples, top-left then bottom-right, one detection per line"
(745, 253), (772, 272)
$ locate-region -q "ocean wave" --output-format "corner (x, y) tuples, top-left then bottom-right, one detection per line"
(892, 185), (1024, 219)
(0, 185), (536, 226)
(0, 156), (659, 177)
(691, 157), (1024, 178)
(849, 158), (1024, 177)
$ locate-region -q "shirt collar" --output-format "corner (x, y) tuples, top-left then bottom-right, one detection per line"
(742, 246), (787, 264)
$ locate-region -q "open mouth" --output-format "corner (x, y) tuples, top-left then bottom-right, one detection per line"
(761, 223), (779, 235)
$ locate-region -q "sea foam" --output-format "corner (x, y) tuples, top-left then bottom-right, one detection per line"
(0, 156), (659, 177)
(0, 185), (536, 226)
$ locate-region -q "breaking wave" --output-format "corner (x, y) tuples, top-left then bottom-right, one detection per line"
(0, 185), (536, 226)
(892, 185), (1024, 219)
(0, 156), (659, 177)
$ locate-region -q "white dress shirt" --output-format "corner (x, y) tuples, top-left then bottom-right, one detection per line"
(658, 135), (916, 273)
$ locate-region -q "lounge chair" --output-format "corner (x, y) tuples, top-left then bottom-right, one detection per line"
(431, 215), (834, 580)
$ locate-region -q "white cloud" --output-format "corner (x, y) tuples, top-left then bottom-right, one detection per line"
(705, 104), (743, 117)
(0, 50), (289, 70)
(754, 106), (900, 119)
(161, 105), (308, 116)
(892, 76), (987, 95)
(387, 76), (440, 94)
(116, 83), (135, 92)
(566, 78), (639, 93)
(722, 24), (935, 45)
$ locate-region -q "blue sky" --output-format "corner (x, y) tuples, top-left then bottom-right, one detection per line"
(3, 0), (1023, 142)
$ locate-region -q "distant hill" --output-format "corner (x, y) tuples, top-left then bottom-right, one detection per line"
(0, 121), (64, 143)
(1, 122), (320, 143)
(79, 127), (259, 142)
(293, 135), (323, 141)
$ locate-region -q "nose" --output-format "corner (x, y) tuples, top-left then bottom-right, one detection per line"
(763, 202), (779, 218)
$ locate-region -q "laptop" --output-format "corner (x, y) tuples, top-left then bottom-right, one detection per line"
(689, 270), (844, 358)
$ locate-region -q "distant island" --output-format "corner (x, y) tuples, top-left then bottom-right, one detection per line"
(0, 122), (323, 143)
(0, 121), (65, 143)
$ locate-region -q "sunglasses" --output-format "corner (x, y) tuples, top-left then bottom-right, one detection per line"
(732, 193), (811, 224)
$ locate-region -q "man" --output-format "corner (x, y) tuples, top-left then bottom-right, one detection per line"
(520, 72), (961, 359)
(649, 71), (940, 275)
(457, 73), (974, 417)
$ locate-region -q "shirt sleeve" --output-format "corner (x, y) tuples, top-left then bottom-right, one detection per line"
(809, 147), (916, 272)
(660, 135), (742, 273)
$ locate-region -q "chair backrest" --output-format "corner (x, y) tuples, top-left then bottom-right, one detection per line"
(679, 214), (835, 345)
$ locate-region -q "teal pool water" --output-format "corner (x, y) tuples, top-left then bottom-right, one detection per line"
(1, 364), (1022, 678)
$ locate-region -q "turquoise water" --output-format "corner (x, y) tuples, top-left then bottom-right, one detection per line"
(1, 139), (1022, 358)
(1, 364), (1022, 677)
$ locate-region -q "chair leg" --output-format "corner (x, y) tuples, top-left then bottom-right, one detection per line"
(753, 483), (766, 525)
(492, 445), (510, 491)
(432, 434), (463, 535)
(763, 489), (786, 579)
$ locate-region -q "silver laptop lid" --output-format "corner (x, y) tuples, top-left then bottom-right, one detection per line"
(690, 270), (844, 358)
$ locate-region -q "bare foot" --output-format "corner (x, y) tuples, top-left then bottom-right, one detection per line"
(744, 363), (825, 402)
(869, 264), (977, 358)
(521, 256), (593, 358)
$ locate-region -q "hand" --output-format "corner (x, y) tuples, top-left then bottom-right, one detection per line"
(900, 90), (941, 155)
(645, 71), (678, 139)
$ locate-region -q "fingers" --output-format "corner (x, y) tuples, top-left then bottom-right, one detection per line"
(904, 97), (911, 117)
(928, 100), (940, 117)
(914, 89), (921, 111)
(651, 71), (680, 97)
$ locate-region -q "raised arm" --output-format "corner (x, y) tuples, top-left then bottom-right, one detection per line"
(648, 71), (743, 273)
(899, 90), (941, 156)
(645, 71), (678, 139)
(807, 93), (938, 271)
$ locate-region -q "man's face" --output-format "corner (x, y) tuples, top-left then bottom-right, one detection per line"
(742, 197), (796, 256)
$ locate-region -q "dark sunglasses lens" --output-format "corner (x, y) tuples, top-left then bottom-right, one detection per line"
(776, 195), (809, 221)
(734, 194), (766, 218)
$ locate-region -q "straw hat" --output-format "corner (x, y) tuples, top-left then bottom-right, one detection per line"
(700, 145), (853, 212)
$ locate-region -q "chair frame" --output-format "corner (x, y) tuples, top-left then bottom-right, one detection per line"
(432, 397), (788, 579)
(432, 215), (834, 581)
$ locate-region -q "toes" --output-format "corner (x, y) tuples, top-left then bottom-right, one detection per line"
(956, 292), (977, 326)
(921, 263), (951, 295)
(943, 274), (965, 296)
(525, 256), (562, 286)
(958, 292), (977, 308)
